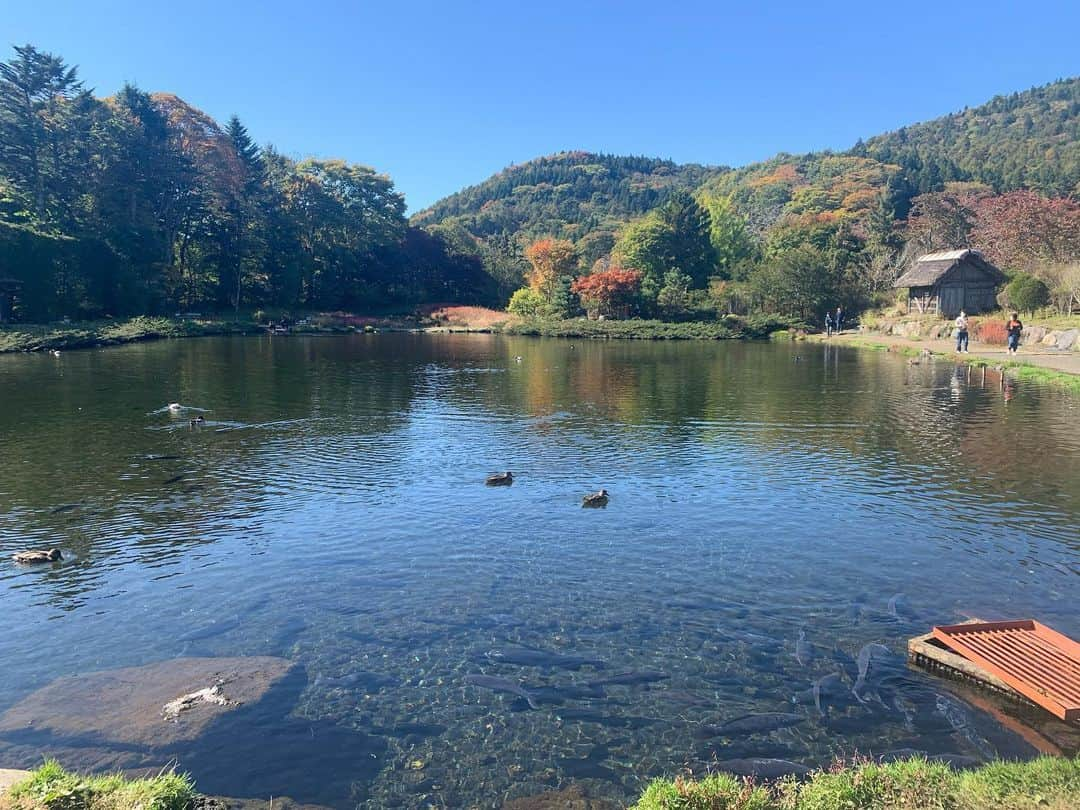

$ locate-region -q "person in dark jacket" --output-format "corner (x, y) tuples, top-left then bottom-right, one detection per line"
(835, 306), (844, 333)
(824, 310), (834, 337)
(1006, 313), (1023, 355)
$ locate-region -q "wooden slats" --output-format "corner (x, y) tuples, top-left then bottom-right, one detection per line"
(932, 620), (1080, 721)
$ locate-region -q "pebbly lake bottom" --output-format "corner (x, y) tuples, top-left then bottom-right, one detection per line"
(0, 333), (1078, 807)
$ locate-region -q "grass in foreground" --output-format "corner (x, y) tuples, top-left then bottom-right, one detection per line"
(633, 755), (1080, 810)
(1, 761), (195, 810)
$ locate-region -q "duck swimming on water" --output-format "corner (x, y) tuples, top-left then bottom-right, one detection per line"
(486, 471), (513, 486)
(13, 549), (63, 564)
(189, 415), (205, 426)
(582, 489), (609, 508)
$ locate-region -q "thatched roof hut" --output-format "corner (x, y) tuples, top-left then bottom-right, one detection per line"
(894, 249), (1005, 317)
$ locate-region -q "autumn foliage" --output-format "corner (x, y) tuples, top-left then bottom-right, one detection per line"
(524, 238), (578, 293)
(570, 267), (642, 317)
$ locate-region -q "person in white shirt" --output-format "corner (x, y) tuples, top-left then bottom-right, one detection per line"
(955, 311), (969, 353)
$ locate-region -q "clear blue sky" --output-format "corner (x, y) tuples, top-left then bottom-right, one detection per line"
(5, 1), (1078, 211)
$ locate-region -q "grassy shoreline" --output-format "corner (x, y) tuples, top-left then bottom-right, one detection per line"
(501, 315), (800, 340)
(815, 333), (1080, 393)
(634, 754), (1080, 809)
(3, 756), (1077, 810)
(0, 316), (261, 353)
(0, 314), (803, 354)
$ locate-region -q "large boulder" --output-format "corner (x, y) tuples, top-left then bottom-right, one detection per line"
(0, 769), (31, 795)
(0, 657), (386, 807)
(0, 657), (292, 750)
(1054, 328), (1078, 350)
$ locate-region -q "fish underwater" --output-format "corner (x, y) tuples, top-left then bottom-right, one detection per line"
(587, 670), (669, 687)
(697, 712), (806, 738)
(481, 646), (606, 671)
(852, 642), (895, 702)
(795, 629), (815, 667)
(464, 674), (540, 709)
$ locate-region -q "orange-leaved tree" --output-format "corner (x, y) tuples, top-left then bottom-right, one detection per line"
(524, 238), (578, 295)
(571, 267), (642, 319)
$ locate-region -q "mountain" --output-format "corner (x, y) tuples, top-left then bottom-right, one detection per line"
(414, 77), (1080, 285)
(860, 77), (1079, 197)
(411, 152), (727, 273)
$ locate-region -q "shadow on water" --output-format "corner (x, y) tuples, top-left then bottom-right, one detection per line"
(0, 666), (386, 807)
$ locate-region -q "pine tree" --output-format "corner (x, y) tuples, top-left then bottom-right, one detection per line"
(226, 114), (264, 187)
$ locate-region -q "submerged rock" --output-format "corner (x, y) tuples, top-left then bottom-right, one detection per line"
(0, 656), (385, 807)
(502, 783), (617, 809)
(0, 656), (291, 748)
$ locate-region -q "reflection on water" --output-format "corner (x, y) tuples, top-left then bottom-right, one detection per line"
(1, 334), (1078, 807)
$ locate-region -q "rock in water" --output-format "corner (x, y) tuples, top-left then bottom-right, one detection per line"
(0, 657), (386, 807)
(0, 656), (292, 749)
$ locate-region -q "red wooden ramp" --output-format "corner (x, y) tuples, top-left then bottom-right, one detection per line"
(932, 620), (1080, 721)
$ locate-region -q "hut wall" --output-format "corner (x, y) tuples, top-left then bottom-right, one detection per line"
(937, 260), (1001, 317)
(906, 286), (939, 315)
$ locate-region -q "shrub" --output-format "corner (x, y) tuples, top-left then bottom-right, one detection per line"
(1001, 273), (1050, 314)
(973, 318), (1007, 345)
(506, 287), (545, 317)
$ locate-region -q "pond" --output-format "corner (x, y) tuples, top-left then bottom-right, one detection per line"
(1, 334), (1078, 808)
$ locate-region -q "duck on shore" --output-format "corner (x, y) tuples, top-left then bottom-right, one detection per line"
(13, 549), (63, 564)
(486, 471), (513, 486)
(582, 489), (609, 508)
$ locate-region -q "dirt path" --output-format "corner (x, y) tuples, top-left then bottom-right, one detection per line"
(825, 330), (1080, 376)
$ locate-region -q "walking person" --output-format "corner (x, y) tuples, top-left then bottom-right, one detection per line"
(835, 306), (844, 334)
(824, 310), (833, 337)
(1006, 312), (1023, 355)
(955, 310), (969, 353)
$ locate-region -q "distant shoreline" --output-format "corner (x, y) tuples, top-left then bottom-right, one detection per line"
(0, 313), (800, 354)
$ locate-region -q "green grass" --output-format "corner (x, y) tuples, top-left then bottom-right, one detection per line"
(1003, 361), (1080, 394)
(2, 761), (195, 810)
(0, 315), (260, 353)
(632, 755), (1080, 810)
(501, 315), (801, 341)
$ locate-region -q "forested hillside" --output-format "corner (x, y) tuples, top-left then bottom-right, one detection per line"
(2, 40), (1077, 325)
(860, 78), (1080, 197)
(416, 77), (1080, 319)
(0, 45), (492, 321)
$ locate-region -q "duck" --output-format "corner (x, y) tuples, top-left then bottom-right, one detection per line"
(486, 471), (513, 486)
(582, 489), (609, 508)
(514, 356), (523, 363)
(189, 415), (205, 426)
(168, 403), (183, 412)
(51, 350), (61, 357)
(13, 548), (63, 564)
(907, 358), (921, 366)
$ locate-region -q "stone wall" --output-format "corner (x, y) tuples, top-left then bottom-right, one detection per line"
(867, 317), (1080, 351)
